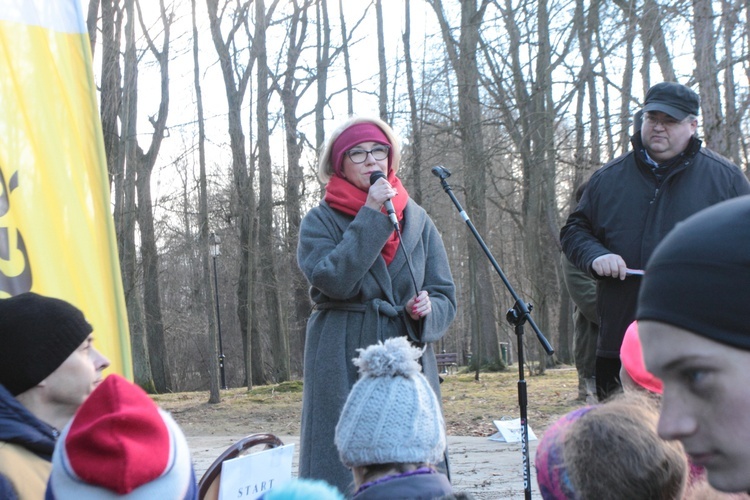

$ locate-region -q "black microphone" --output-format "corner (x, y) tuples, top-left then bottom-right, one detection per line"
(431, 165), (451, 179)
(369, 171), (399, 229)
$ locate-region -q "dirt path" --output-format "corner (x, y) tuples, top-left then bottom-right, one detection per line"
(159, 368), (581, 497)
(188, 435), (541, 499)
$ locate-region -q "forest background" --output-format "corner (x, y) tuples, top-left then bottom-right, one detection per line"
(85, 0), (750, 400)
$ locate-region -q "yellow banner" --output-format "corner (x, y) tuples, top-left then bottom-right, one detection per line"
(0, 0), (131, 378)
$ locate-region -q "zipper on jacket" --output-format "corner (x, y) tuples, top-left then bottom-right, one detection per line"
(651, 186), (659, 203)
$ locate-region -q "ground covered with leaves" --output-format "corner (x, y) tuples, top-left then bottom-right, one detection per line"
(155, 366), (582, 437)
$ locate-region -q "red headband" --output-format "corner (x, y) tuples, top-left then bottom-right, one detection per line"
(331, 123), (391, 177)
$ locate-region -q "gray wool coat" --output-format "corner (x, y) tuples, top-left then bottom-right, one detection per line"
(296, 199), (457, 494)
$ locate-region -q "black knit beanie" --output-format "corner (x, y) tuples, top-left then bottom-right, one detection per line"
(637, 195), (750, 350)
(0, 292), (93, 395)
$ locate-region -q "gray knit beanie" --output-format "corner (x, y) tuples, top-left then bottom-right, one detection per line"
(0, 292), (93, 395)
(334, 336), (446, 468)
(637, 195), (750, 349)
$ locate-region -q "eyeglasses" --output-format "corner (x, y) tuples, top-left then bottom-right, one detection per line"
(643, 113), (692, 128)
(345, 145), (390, 164)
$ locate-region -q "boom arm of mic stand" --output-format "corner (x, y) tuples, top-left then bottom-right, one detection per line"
(436, 176), (554, 355)
(436, 172), (551, 499)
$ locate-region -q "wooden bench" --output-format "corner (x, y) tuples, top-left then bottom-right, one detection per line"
(435, 352), (458, 374)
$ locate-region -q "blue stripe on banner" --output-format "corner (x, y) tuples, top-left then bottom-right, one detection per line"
(0, 0), (86, 34)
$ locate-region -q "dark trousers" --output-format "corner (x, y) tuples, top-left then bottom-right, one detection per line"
(595, 356), (622, 401)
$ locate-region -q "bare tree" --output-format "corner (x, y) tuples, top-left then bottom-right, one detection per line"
(519, 0), (560, 370)
(639, 0), (676, 82)
(584, 1), (601, 172)
(205, 0), (257, 386)
(134, 0), (173, 393)
(613, 0), (638, 152)
(693, 0), (725, 153)
(120, 0), (152, 389)
(720, 0), (742, 165)
(375, 0), (387, 122)
(315, 0), (331, 155)
(402, 0), (422, 204)
(429, 0), (500, 374)
(192, 0), (221, 403)
(86, 0), (100, 55)
(280, 0), (314, 375)
(255, 0), (289, 382)
(98, 0), (123, 197)
(338, 0), (353, 115)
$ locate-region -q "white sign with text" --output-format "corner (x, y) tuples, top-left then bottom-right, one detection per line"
(219, 443), (295, 500)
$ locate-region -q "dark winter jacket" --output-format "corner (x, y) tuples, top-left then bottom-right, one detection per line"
(297, 199), (456, 493)
(353, 470), (454, 499)
(0, 383), (58, 499)
(560, 133), (750, 357)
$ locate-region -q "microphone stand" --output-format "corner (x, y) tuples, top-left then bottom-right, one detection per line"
(396, 224), (420, 297)
(431, 166), (554, 500)
(390, 190), (452, 483)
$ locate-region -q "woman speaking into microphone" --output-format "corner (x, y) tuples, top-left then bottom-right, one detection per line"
(296, 116), (457, 494)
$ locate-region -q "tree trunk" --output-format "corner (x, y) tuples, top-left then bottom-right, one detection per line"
(523, 0), (558, 372)
(721, 0), (741, 165)
(121, 0), (152, 390)
(86, 0), (100, 56)
(315, 0), (331, 156)
(639, 0), (676, 82)
(693, 0), (725, 154)
(402, 0), (422, 204)
(430, 0), (500, 372)
(375, 0), (387, 122)
(190, 0), (220, 399)
(585, 0), (601, 170)
(614, 0), (637, 152)
(338, 0), (352, 115)
(281, 0), (312, 377)
(100, 0), (122, 197)
(256, 0), (290, 383)
(133, 0), (172, 393)
(206, 0), (256, 386)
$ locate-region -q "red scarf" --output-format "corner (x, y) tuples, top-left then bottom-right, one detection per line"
(324, 172), (409, 265)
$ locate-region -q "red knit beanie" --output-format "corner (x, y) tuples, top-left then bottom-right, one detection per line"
(330, 123), (391, 177)
(46, 374), (196, 499)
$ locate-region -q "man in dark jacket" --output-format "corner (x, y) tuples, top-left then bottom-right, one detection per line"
(0, 293), (110, 498)
(560, 82), (750, 400)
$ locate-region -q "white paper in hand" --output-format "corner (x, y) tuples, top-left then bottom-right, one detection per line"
(219, 443), (295, 500)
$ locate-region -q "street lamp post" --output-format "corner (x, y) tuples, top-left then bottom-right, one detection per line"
(209, 232), (227, 390)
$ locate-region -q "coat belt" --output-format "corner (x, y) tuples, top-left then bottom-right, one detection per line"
(313, 299), (422, 344)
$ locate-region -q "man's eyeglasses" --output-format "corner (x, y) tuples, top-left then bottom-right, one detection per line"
(643, 113), (692, 127)
(346, 145), (390, 164)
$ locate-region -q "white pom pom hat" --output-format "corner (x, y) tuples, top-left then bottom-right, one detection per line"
(334, 336), (446, 467)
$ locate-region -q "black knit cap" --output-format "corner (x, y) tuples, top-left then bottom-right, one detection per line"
(0, 292), (93, 395)
(637, 195), (750, 350)
(642, 82), (700, 120)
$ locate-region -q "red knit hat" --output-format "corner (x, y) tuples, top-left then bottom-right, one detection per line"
(46, 374), (196, 499)
(330, 123), (391, 177)
(620, 321), (663, 394)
